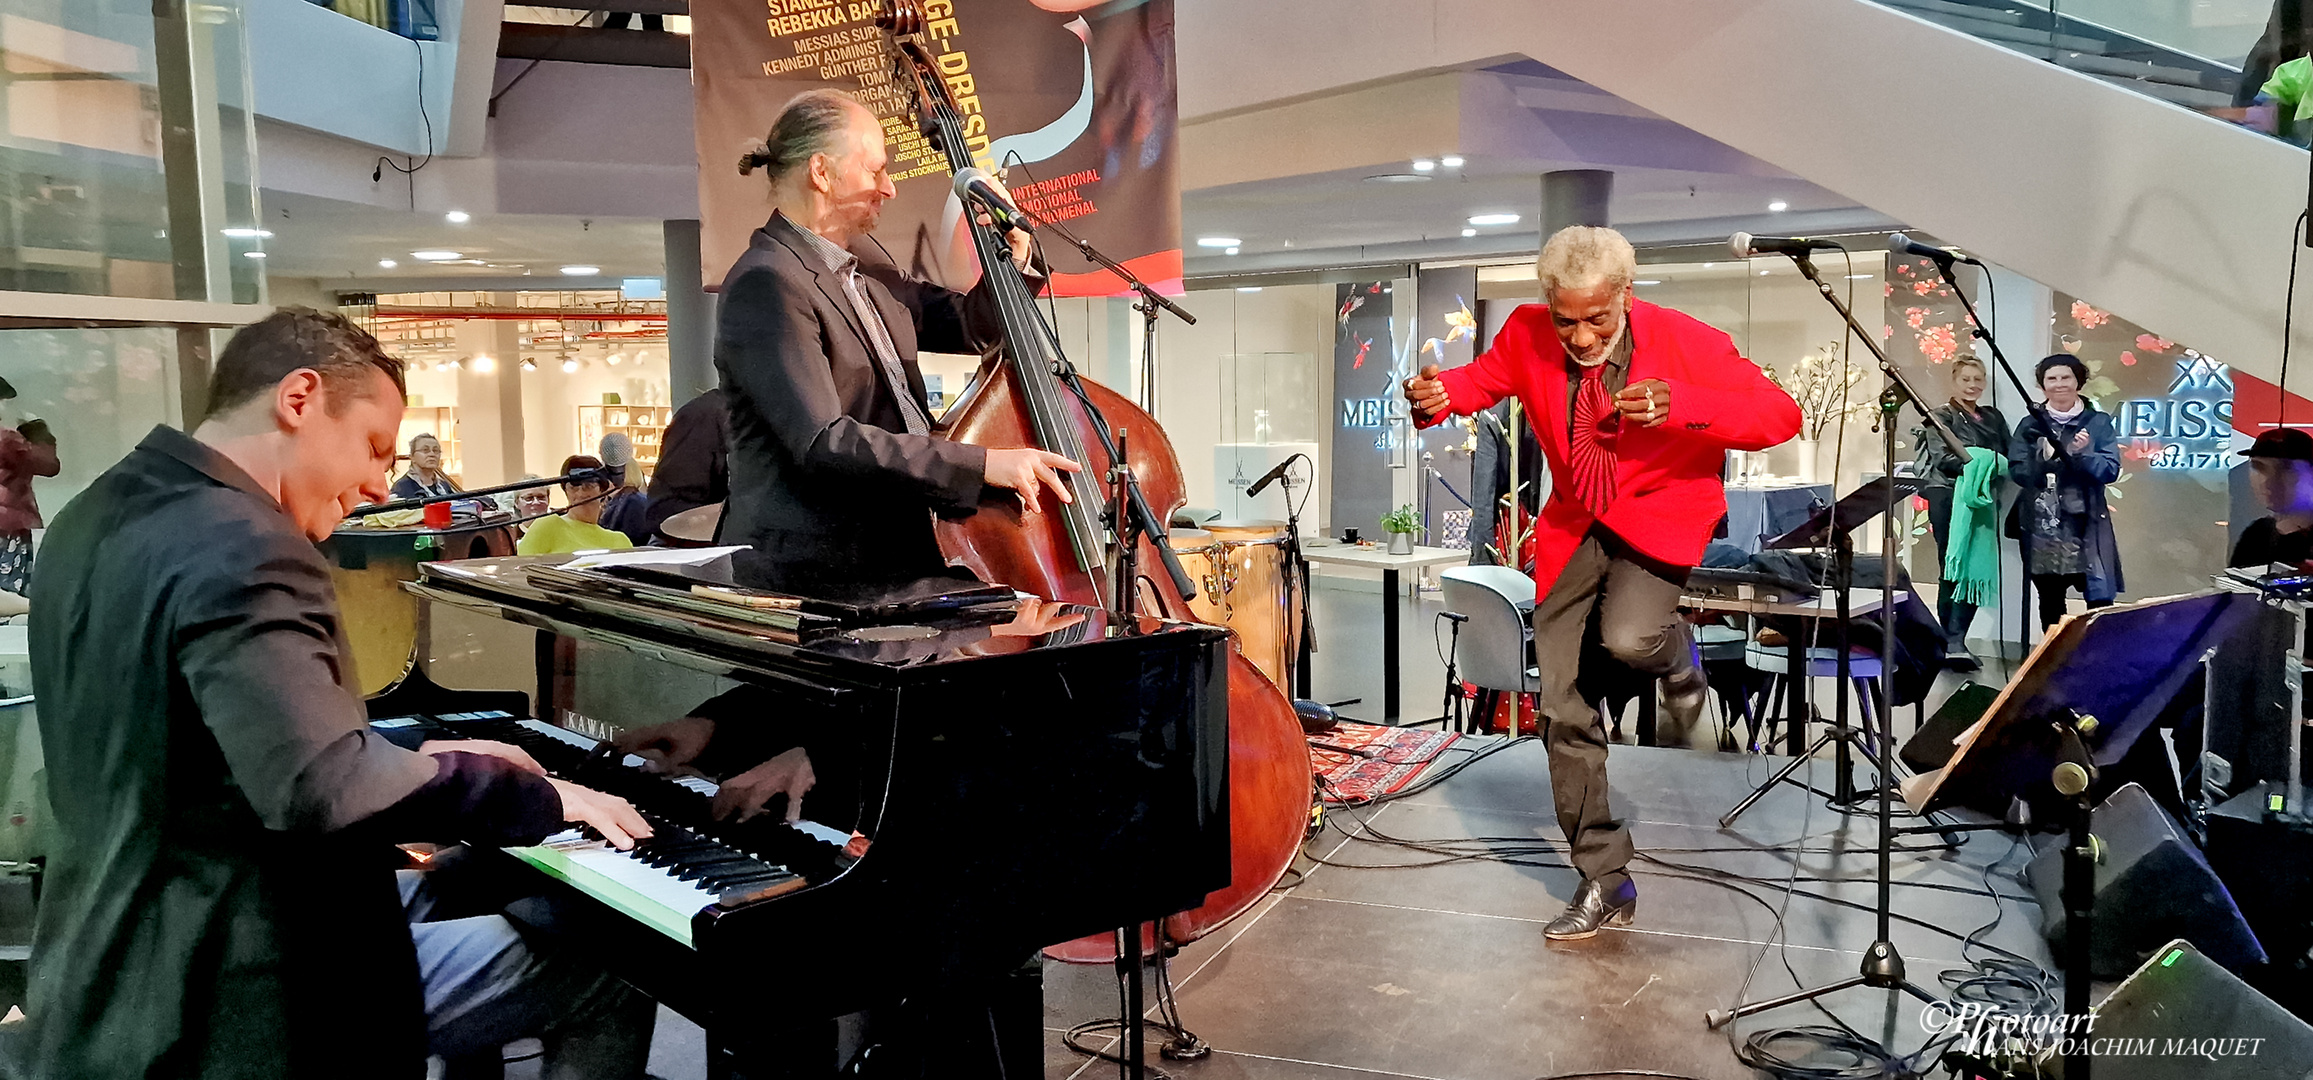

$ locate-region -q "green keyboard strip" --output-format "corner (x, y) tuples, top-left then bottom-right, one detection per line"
(505, 845), (697, 948)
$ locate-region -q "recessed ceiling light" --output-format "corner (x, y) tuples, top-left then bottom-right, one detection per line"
(1635, 279), (1661, 286)
(1195, 237), (1241, 248)
(560, 265), (600, 276)
(1468, 213), (1521, 226)
(1237, 287), (1262, 293)
(1412, 159), (1436, 172)
(242, 250), (267, 259)
(1362, 173), (1431, 183)
(445, 210), (470, 224)
(1461, 228), (1477, 238)
(1758, 270), (1771, 276)
(1768, 200), (1789, 212)
(1224, 246), (1239, 256)
(220, 227), (273, 239)
(1703, 262), (1716, 269)
(471, 355), (496, 373)
(1441, 155), (1465, 168)
(377, 258), (398, 269)
(1847, 273), (1874, 280)
(412, 250), (462, 261)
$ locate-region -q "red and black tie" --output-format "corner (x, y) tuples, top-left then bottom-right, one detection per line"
(1569, 365), (1619, 519)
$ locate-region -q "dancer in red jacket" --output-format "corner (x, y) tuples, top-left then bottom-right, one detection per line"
(1405, 226), (1800, 940)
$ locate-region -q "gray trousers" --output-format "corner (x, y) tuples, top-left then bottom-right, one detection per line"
(1531, 528), (1696, 886)
(400, 860), (656, 1079)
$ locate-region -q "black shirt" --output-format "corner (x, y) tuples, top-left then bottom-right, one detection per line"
(2230, 516), (2313, 570)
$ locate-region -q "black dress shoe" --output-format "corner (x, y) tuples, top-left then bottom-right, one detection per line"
(1544, 877), (1637, 941)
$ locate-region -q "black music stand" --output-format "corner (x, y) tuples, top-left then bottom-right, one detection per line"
(1720, 476), (1921, 828)
(1902, 590), (2258, 1080)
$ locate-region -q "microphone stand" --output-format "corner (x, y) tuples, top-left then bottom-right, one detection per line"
(1013, 205), (1197, 416)
(1249, 455), (1316, 698)
(1709, 249), (1956, 1032)
(343, 467), (621, 518)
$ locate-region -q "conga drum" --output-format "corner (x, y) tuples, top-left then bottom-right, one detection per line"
(1167, 520), (1296, 687)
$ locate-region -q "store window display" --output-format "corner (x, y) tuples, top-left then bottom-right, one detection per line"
(0, 377), (58, 601)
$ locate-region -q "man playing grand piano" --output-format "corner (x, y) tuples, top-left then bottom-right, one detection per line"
(715, 87), (1079, 584)
(28, 308), (658, 1079)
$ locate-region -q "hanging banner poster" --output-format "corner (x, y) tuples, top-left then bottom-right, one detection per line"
(691, 0), (1181, 298)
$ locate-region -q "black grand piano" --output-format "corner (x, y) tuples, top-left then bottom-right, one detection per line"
(369, 551), (1232, 1074)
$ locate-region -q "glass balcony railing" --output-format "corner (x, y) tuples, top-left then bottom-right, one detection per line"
(1876, 0), (2312, 142)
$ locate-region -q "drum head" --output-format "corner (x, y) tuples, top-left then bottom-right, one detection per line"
(1167, 527), (1215, 551)
(658, 502), (723, 546)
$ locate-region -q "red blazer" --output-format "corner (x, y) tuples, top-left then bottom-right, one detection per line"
(1420, 298), (1800, 591)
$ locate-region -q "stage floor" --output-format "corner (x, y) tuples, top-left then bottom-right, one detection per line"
(1038, 739), (2055, 1080)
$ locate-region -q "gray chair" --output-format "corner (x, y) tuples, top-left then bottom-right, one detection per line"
(1439, 566), (1539, 734)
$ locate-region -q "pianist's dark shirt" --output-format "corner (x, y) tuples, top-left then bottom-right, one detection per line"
(26, 425), (562, 1080)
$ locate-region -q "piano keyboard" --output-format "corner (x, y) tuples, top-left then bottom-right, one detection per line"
(385, 709), (855, 948)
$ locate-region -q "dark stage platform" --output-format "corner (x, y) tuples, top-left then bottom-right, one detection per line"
(1040, 740), (2056, 1080)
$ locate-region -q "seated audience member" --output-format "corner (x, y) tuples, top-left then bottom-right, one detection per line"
(25, 306), (656, 1079)
(2233, 427), (2313, 569)
(641, 387), (730, 542)
(516, 455), (636, 555)
(597, 432), (650, 540)
(391, 432), (460, 501)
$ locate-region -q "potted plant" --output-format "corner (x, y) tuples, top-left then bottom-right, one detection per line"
(1380, 504), (1418, 554)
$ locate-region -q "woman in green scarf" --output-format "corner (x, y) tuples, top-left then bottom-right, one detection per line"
(1913, 358), (2008, 671)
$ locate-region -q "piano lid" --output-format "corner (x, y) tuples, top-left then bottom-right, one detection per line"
(413, 554), (1221, 678)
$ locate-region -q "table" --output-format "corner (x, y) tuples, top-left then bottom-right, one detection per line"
(1303, 542), (1470, 722)
(1681, 586), (1886, 756)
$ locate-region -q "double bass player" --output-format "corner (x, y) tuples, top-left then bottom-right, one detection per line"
(714, 87), (1079, 586)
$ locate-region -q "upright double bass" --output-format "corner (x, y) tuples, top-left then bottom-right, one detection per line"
(875, 1), (1309, 959)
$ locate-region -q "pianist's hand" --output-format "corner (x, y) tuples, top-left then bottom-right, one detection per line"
(712, 747), (816, 825)
(617, 715), (717, 772)
(421, 739), (545, 776)
(548, 778), (653, 850)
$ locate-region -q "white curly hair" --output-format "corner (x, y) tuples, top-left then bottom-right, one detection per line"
(1535, 225), (1637, 299)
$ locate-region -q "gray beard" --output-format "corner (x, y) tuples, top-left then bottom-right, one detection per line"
(1572, 320), (1626, 367)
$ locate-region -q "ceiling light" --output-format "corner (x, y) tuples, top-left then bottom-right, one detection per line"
(1461, 228), (1477, 238)
(1758, 270), (1771, 276)
(443, 358), (462, 371)
(560, 265), (600, 276)
(1195, 237), (1241, 249)
(1224, 246), (1239, 256)
(1412, 159), (1436, 172)
(561, 358), (580, 373)
(1236, 287), (1262, 293)
(1768, 200), (1789, 212)
(473, 355), (498, 373)
(519, 357), (538, 371)
(378, 258), (398, 269)
(1440, 155), (1464, 168)
(220, 227), (272, 239)
(1635, 279), (1661, 286)
(1467, 213), (1521, 226)
(242, 250), (266, 259)
(1703, 262), (1716, 269)
(1363, 173), (1431, 183)
(606, 352), (624, 366)
(635, 350), (654, 364)
(412, 250), (462, 261)
(445, 210), (470, 224)
(1847, 273), (1874, 280)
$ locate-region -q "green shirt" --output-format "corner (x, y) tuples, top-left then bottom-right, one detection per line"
(516, 513), (633, 555)
(2264, 56), (2313, 132)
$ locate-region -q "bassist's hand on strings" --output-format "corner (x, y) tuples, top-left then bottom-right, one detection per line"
(984, 447), (1081, 511)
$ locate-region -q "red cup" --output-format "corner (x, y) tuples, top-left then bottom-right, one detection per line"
(422, 500), (453, 528)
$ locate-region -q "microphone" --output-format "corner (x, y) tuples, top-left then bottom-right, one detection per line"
(1246, 453), (1307, 497)
(1727, 232), (1843, 259)
(1888, 231), (1983, 267)
(951, 167), (1030, 235)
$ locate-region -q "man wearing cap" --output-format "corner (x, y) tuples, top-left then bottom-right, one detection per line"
(596, 432), (650, 540)
(2234, 428), (2313, 569)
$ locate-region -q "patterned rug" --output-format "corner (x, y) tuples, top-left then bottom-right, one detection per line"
(1309, 721), (1461, 803)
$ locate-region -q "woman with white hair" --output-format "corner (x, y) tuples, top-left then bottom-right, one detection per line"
(1404, 224), (1801, 941)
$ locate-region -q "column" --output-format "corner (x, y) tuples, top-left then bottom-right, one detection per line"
(664, 219), (716, 405)
(1541, 169), (1613, 236)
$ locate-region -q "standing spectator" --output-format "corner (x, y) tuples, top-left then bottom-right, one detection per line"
(516, 455), (636, 555)
(596, 432), (650, 540)
(390, 432), (459, 501)
(2010, 354), (2123, 630)
(1912, 357), (2009, 669)
(0, 377), (58, 599)
(641, 387), (730, 543)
